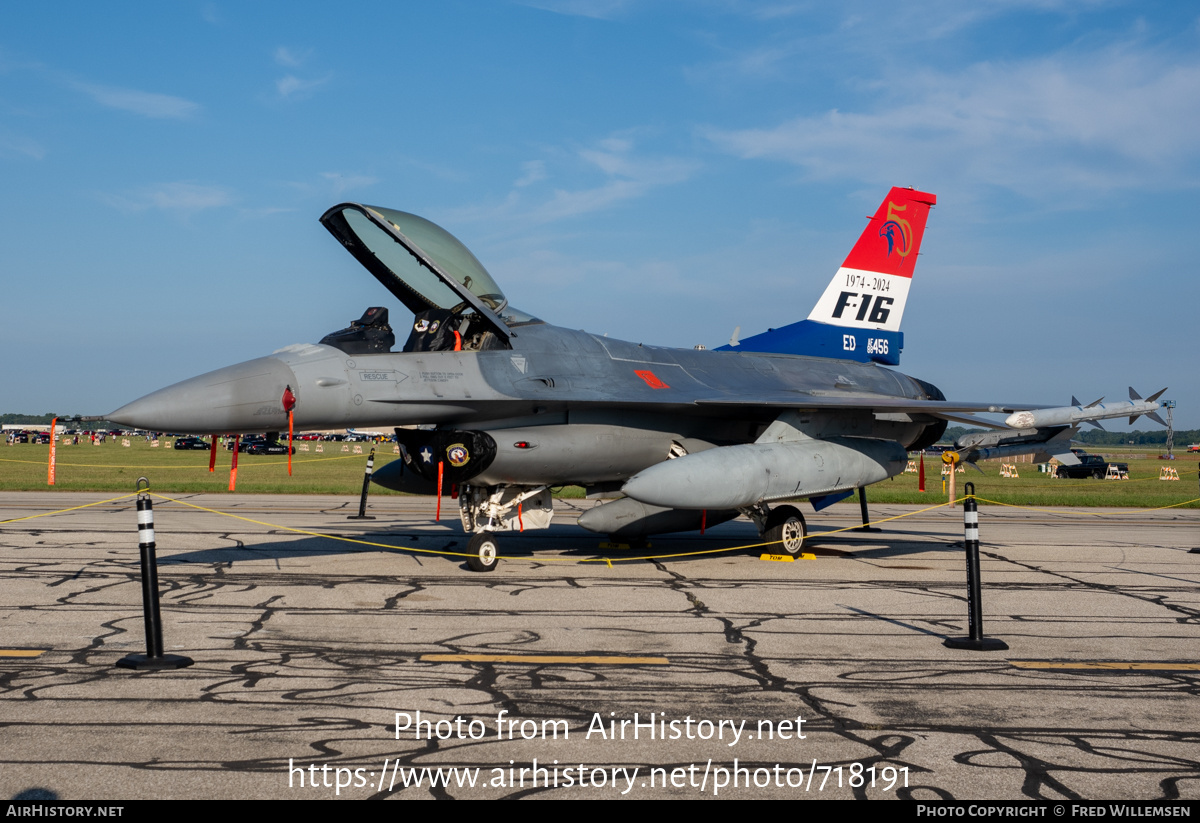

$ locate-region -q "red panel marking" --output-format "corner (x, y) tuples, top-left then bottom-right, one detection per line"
(841, 187), (936, 279)
(635, 370), (670, 389)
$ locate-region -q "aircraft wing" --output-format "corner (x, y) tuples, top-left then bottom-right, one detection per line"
(956, 425), (1081, 466)
(367, 393), (1040, 417)
(929, 412), (1013, 430)
(693, 395), (1041, 415)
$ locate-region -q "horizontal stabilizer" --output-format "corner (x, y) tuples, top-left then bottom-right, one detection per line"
(957, 425), (1080, 466)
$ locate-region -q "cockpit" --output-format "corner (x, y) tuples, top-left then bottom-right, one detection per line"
(317, 203), (541, 355)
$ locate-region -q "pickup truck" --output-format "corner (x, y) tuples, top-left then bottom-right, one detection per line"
(1056, 453), (1128, 479)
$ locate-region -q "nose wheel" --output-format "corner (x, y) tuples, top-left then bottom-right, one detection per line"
(466, 532), (500, 572)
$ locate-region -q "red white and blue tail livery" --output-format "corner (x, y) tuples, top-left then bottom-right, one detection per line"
(721, 187), (936, 365)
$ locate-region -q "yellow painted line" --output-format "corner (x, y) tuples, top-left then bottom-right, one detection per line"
(420, 653), (669, 665)
(1010, 660), (1200, 671)
(0, 649), (47, 658)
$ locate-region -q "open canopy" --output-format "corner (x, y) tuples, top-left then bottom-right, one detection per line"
(321, 203), (519, 340)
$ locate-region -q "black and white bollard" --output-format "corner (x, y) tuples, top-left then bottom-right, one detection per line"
(944, 482), (1008, 651)
(116, 478), (195, 671)
(348, 448), (377, 520)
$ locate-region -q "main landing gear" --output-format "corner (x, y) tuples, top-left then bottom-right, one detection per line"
(742, 503), (807, 556)
(764, 505), (807, 555)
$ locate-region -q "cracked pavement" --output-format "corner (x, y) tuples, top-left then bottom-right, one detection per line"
(1, 492), (1198, 799)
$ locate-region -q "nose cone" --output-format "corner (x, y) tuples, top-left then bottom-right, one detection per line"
(110, 356), (299, 434)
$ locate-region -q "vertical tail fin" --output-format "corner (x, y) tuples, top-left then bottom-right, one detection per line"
(720, 187), (936, 365)
(808, 186), (936, 333)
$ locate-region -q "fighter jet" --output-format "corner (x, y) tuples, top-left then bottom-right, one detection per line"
(110, 187), (1153, 571)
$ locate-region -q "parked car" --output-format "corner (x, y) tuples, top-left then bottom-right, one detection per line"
(244, 439), (296, 456)
(174, 436), (211, 450)
(228, 435), (264, 452)
(1056, 453), (1128, 479)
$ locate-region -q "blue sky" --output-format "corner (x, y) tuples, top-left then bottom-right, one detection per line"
(2, 1), (1196, 429)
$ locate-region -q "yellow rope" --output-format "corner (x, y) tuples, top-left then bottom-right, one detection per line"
(149, 492), (479, 560)
(971, 495), (1200, 516)
(0, 492), (141, 523)
(7, 486), (1195, 565)
(144, 493), (962, 565)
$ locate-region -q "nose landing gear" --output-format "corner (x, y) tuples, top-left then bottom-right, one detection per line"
(466, 532), (500, 572)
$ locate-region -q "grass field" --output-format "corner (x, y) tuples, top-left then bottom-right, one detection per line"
(1, 439), (1197, 508)
(0, 438), (409, 495)
(857, 451), (1200, 508)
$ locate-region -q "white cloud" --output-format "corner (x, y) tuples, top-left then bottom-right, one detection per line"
(100, 182), (234, 213)
(743, 1), (1108, 38)
(73, 82), (200, 119)
(527, 148), (696, 221)
(276, 73), (329, 99)
(527, 179), (648, 221)
(396, 156), (470, 182)
(446, 136), (698, 226)
(239, 206), (299, 218)
(0, 131), (45, 160)
(518, 0), (631, 19)
(320, 172), (378, 196)
(272, 46), (326, 99)
(283, 172), (380, 200)
(274, 46), (311, 68)
(515, 160), (547, 187)
(704, 46), (1200, 193)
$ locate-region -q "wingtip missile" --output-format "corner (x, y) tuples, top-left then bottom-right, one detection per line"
(1005, 388), (1168, 430)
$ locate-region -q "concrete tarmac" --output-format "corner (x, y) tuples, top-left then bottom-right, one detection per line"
(1, 491), (1198, 800)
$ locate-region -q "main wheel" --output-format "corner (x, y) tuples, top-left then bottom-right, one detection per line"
(466, 532), (499, 572)
(764, 505), (807, 555)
